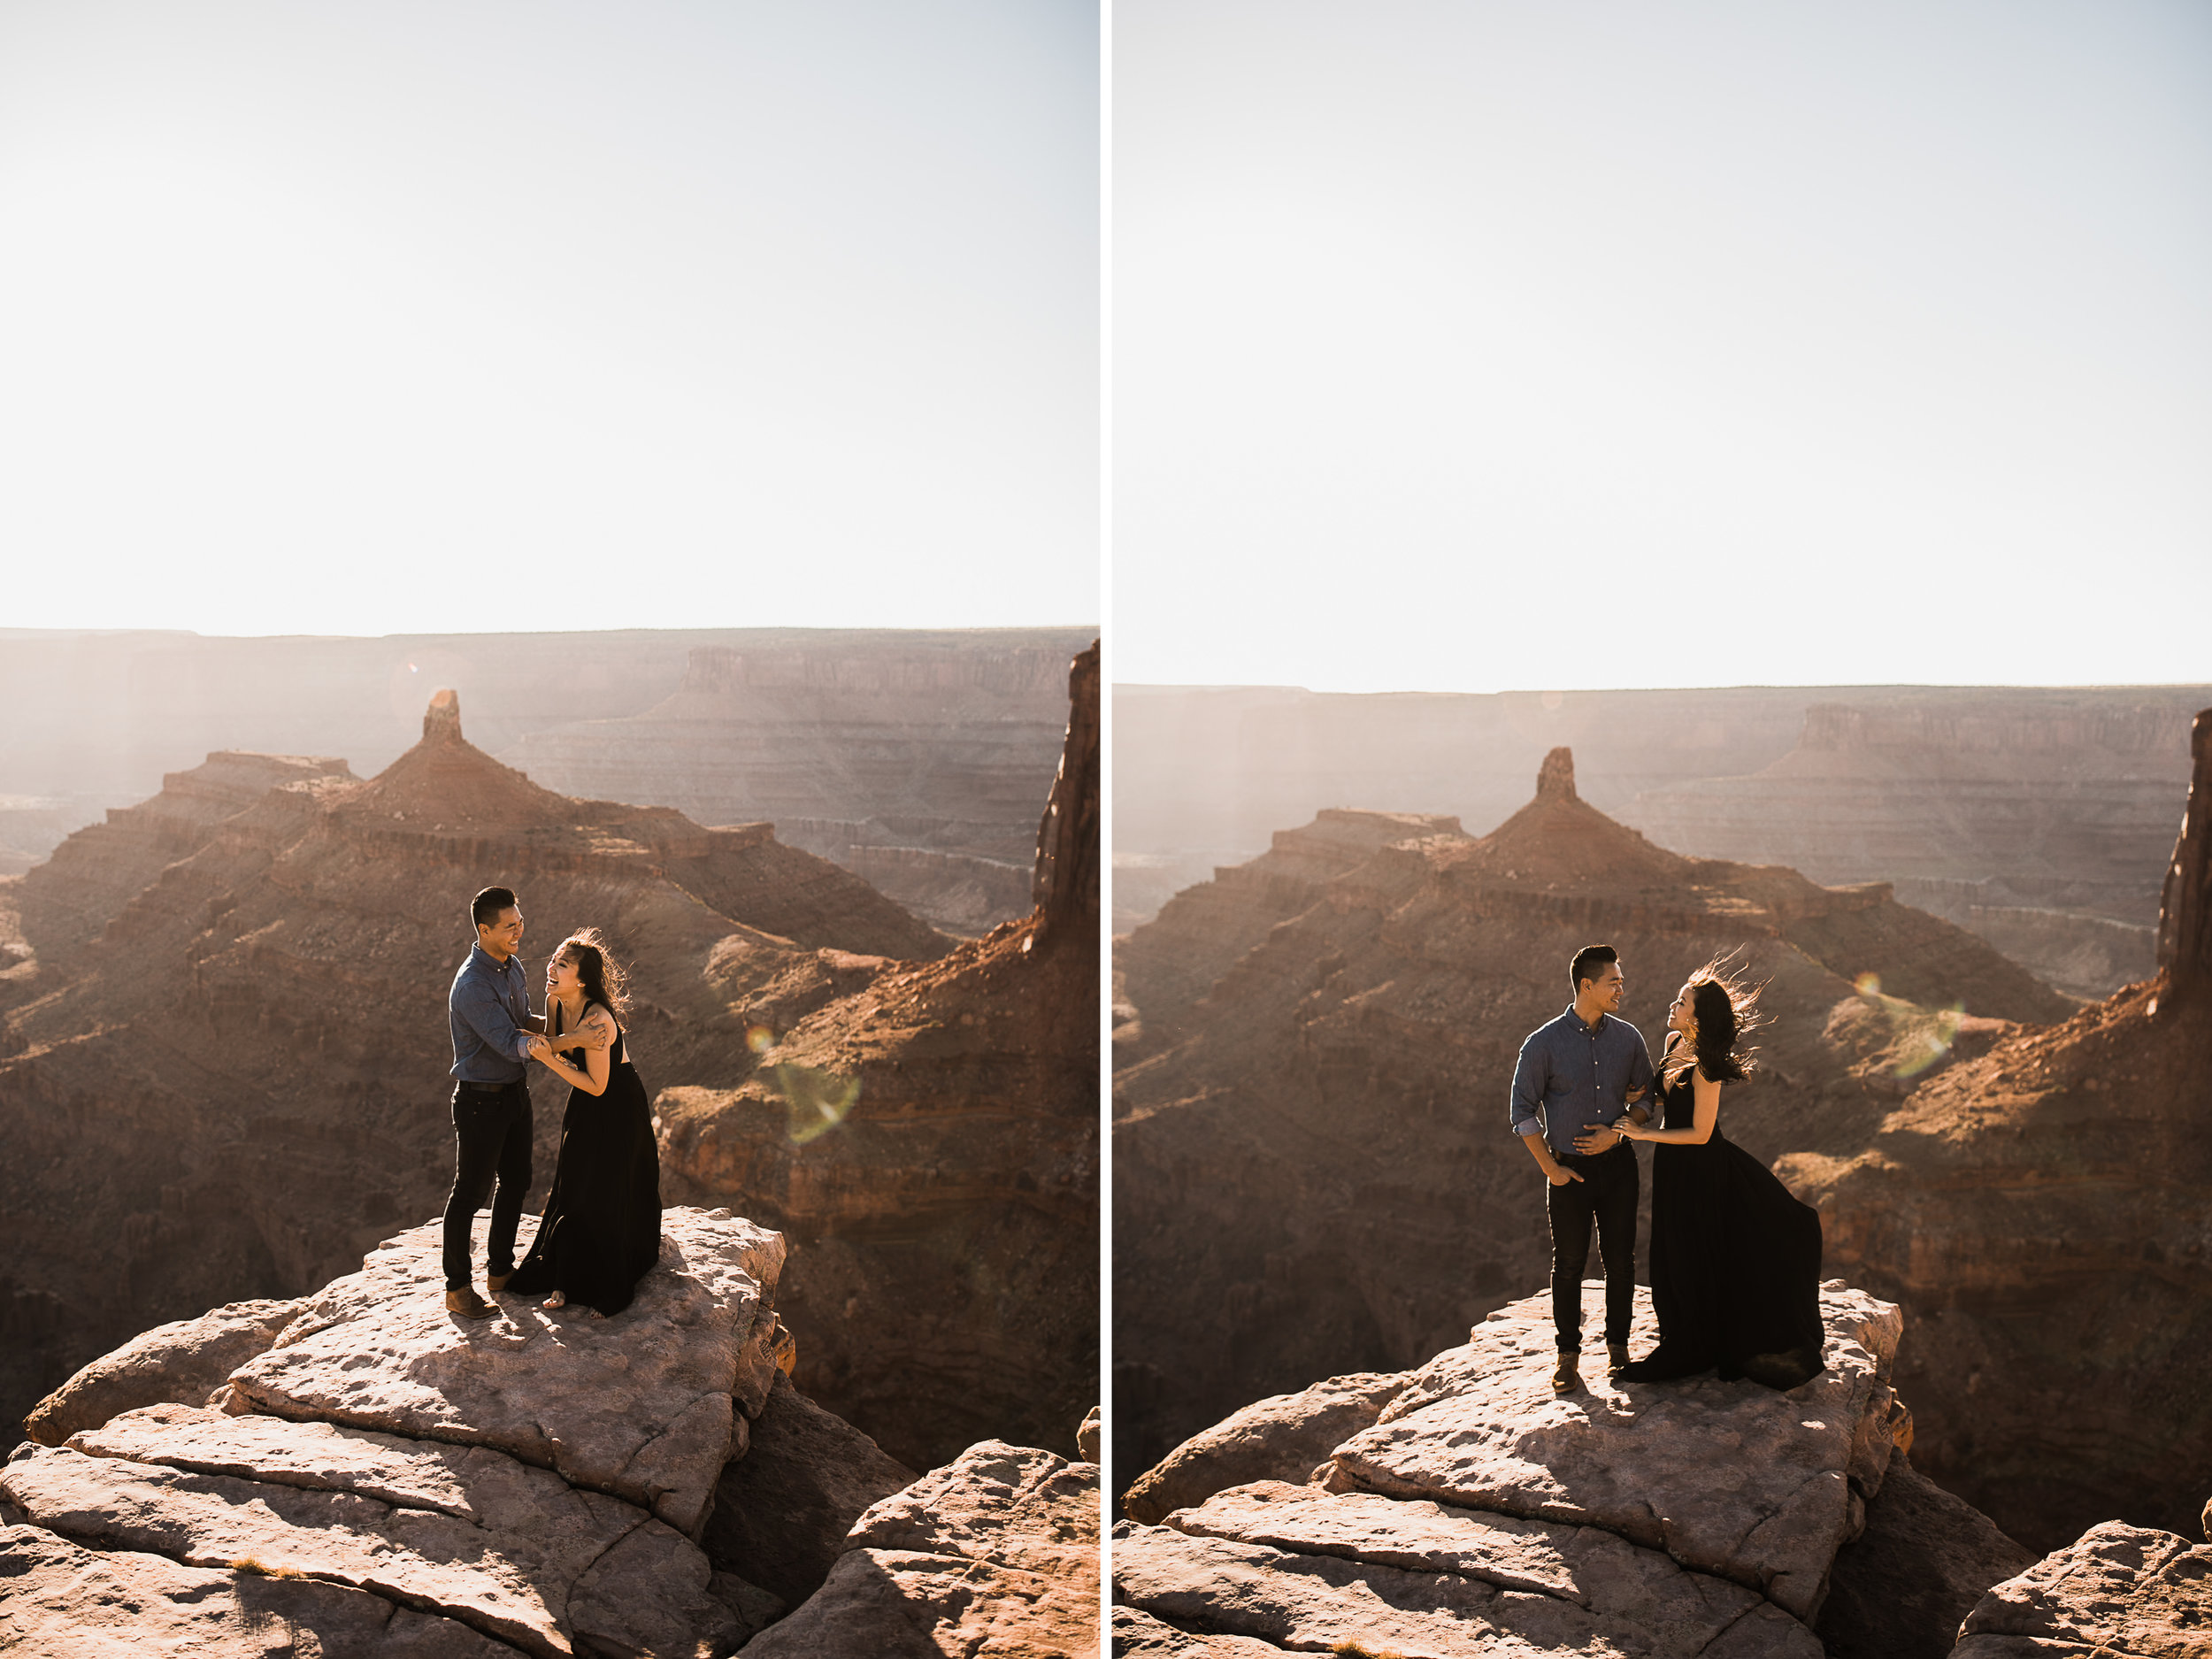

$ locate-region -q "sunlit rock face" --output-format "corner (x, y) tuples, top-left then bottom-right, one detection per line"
(657, 644), (1101, 1471)
(0, 691), (946, 1461)
(1116, 1283), (2038, 1659)
(3, 1208), (793, 1657)
(1113, 749), (2072, 1485)
(1786, 710), (2212, 1555)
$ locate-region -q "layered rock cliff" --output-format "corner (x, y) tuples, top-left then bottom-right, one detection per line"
(0, 692), (950, 1465)
(1113, 749), (2074, 1488)
(0, 627), (1093, 937)
(656, 642), (1100, 1468)
(1115, 683), (2209, 997)
(505, 632), (1094, 934)
(1, 1208), (1101, 1655)
(1778, 708), (2212, 1554)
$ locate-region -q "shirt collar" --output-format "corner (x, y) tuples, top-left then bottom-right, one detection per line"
(471, 941), (520, 976)
(1565, 1004), (1607, 1034)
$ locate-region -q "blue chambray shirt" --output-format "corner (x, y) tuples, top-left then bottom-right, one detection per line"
(1509, 1007), (1655, 1157)
(449, 943), (534, 1084)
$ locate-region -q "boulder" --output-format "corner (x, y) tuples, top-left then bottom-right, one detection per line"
(1326, 1281), (1902, 1619)
(0, 1523), (513, 1658)
(22, 1298), (301, 1448)
(1, 1435), (743, 1659)
(701, 1370), (917, 1606)
(1953, 1520), (2212, 1656)
(1109, 1604), (1291, 1655)
(1815, 1454), (2037, 1659)
(1115, 1482), (1819, 1658)
(225, 1209), (781, 1537)
(1121, 1371), (1407, 1524)
(744, 1439), (1100, 1658)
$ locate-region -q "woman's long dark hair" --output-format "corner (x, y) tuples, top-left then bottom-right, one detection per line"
(555, 927), (631, 1032)
(1660, 954), (1766, 1086)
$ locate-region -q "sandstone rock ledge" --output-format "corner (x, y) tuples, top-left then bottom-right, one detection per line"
(1115, 1281), (1916, 1657)
(2, 1207), (789, 1658)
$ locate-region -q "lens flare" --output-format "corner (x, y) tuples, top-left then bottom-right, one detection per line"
(744, 1024), (776, 1055)
(1855, 972), (1881, 997)
(1891, 1004), (1965, 1079)
(771, 1064), (861, 1144)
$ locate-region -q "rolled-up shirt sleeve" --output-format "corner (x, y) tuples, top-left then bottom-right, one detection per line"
(455, 972), (534, 1064)
(1628, 1032), (1654, 1101)
(1509, 1037), (1548, 1139)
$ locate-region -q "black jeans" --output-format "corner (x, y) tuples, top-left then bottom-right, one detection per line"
(442, 1079), (533, 1290)
(1546, 1141), (1638, 1350)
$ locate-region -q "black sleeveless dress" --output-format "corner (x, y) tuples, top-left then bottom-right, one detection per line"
(1616, 1059), (1826, 1388)
(509, 1017), (663, 1316)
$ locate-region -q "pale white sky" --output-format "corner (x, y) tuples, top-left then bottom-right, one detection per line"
(0, 0), (1098, 634)
(1114, 0), (2212, 691)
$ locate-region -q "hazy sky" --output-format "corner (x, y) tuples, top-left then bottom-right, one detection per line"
(0, 0), (1098, 635)
(1115, 0), (2212, 691)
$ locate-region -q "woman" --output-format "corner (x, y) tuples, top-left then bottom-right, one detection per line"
(1610, 960), (1824, 1388)
(508, 929), (663, 1317)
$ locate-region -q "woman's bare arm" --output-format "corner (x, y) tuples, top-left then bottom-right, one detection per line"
(1615, 1071), (1720, 1145)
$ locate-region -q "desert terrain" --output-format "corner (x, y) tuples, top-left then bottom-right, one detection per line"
(0, 633), (1098, 1483)
(1118, 682), (2211, 995)
(1115, 709), (2211, 1559)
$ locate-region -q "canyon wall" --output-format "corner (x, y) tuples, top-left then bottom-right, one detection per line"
(1116, 721), (2212, 1555)
(1112, 749), (2074, 1502)
(0, 688), (996, 1472)
(1116, 682), (2210, 994)
(656, 642), (1101, 1467)
(0, 626), (1093, 935)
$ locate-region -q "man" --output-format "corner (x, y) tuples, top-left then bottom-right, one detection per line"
(443, 886), (610, 1319)
(1509, 943), (1654, 1393)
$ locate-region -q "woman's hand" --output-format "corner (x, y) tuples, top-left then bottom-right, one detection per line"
(526, 1034), (551, 1064)
(1610, 1117), (1639, 1140)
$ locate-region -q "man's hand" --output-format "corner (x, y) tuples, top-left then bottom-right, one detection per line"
(1571, 1125), (1621, 1155)
(1547, 1164), (1584, 1186)
(546, 1011), (616, 1052)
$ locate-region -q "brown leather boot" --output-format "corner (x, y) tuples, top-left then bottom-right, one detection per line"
(445, 1287), (495, 1320)
(486, 1272), (512, 1294)
(1607, 1343), (1632, 1377)
(1551, 1351), (1578, 1394)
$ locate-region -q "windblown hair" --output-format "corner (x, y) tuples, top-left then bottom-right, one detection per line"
(554, 927), (631, 1031)
(471, 886), (518, 931)
(1659, 954), (1768, 1087)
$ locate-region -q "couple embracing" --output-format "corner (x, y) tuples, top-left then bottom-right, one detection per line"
(442, 885), (663, 1322)
(1509, 944), (1824, 1396)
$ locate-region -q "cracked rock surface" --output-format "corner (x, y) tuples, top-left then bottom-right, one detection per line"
(1954, 1520), (2212, 1657)
(1116, 1280), (1908, 1655)
(744, 1439), (1101, 1657)
(225, 1208), (782, 1539)
(0, 1207), (787, 1658)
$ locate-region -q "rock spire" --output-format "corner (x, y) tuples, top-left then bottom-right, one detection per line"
(1536, 745), (1577, 800)
(2156, 708), (2211, 989)
(1031, 640), (1099, 942)
(423, 687), (462, 742)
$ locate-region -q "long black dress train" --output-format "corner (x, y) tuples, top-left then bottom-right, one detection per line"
(509, 1017), (663, 1317)
(1616, 1057), (1825, 1388)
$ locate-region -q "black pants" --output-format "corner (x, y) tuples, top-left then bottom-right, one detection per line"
(443, 1079), (533, 1291)
(1546, 1141), (1638, 1350)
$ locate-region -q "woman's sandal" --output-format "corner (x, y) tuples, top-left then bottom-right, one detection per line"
(542, 1292), (566, 1310)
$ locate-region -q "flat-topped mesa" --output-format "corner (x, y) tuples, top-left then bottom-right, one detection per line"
(2156, 708), (2212, 989)
(1536, 744), (1578, 801)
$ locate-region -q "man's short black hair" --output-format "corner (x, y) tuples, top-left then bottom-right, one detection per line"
(1570, 943), (1618, 994)
(472, 887), (518, 931)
